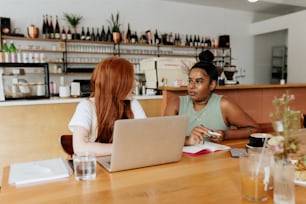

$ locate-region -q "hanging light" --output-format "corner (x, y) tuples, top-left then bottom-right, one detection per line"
(248, 0), (258, 2)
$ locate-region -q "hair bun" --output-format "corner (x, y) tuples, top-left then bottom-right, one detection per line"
(199, 50), (214, 63)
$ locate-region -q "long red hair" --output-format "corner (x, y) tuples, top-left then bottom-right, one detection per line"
(90, 57), (135, 143)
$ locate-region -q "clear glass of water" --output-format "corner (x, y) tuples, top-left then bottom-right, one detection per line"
(73, 152), (96, 181)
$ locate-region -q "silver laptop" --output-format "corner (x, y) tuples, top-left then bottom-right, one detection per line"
(97, 115), (189, 172)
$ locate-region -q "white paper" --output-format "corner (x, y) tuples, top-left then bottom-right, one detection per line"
(183, 141), (230, 154)
(9, 158), (72, 186)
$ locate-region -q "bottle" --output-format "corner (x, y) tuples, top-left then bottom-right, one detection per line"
(126, 23), (132, 43)
(185, 34), (189, 46)
(67, 26), (72, 40)
(189, 35), (193, 46)
(106, 26), (112, 42)
(86, 27), (91, 40)
(9, 40), (17, 63)
(177, 33), (181, 46)
(96, 28), (101, 41)
(134, 32), (139, 43)
(193, 35), (197, 46)
(54, 15), (61, 39)
(91, 27), (95, 41)
(168, 32), (174, 45)
(154, 29), (160, 45)
(49, 16), (55, 39)
(80, 27), (86, 40)
(101, 26), (106, 41)
(61, 26), (66, 40)
(45, 15), (50, 39)
(2, 40), (10, 62)
(42, 15), (47, 39)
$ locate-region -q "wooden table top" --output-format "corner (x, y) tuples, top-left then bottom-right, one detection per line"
(0, 138), (305, 204)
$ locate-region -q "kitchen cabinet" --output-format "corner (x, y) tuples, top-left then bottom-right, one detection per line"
(271, 46), (287, 84)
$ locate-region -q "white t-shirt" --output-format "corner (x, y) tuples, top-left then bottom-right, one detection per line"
(68, 98), (146, 142)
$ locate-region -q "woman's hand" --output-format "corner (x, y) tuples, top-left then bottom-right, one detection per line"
(185, 125), (209, 146)
(209, 130), (225, 143)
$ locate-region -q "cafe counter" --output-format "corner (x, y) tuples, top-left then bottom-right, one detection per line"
(159, 83), (306, 124)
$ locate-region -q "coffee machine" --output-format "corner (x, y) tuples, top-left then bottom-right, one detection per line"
(223, 65), (238, 85)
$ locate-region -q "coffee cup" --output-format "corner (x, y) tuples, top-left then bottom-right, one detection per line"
(248, 133), (272, 148)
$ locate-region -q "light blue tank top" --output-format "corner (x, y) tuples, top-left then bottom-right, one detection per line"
(179, 93), (228, 136)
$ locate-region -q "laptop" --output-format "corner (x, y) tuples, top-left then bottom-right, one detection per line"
(97, 115), (189, 172)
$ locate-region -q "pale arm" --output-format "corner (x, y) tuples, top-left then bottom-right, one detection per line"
(72, 126), (112, 157)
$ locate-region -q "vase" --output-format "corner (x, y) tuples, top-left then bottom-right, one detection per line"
(112, 32), (121, 44)
(273, 160), (295, 204)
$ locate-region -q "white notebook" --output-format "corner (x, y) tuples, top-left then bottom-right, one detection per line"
(9, 157), (72, 186)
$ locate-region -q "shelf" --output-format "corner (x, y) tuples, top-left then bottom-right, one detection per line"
(1, 35), (231, 73)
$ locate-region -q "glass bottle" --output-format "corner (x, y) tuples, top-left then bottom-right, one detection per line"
(80, 27), (86, 40)
(45, 15), (50, 39)
(9, 40), (17, 63)
(96, 28), (101, 41)
(67, 27), (72, 40)
(126, 23), (131, 43)
(54, 15), (61, 39)
(2, 40), (10, 62)
(101, 26), (106, 42)
(42, 15), (47, 39)
(61, 27), (66, 40)
(91, 27), (95, 41)
(49, 16), (55, 39)
(86, 27), (91, 40)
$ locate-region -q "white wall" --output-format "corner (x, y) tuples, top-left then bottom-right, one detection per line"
(0, 0), (279, 84)
(251, 10), (306, 84)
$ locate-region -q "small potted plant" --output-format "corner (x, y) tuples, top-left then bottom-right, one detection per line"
(63, 13), (83, 40)
(108, 11), (121, 43)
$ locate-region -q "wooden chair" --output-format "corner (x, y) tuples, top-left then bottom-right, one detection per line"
(59, 135), (74, 159)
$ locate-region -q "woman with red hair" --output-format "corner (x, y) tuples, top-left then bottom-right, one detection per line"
(69, 57), (146, 156)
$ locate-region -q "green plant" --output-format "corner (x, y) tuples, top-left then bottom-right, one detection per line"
(268, 91), (300, 161)
(108, 11), (121, 33)
(63, 13), (83, 33)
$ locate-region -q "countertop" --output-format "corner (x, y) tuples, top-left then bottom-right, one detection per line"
(0, 95), (162, 107)
(158, 83), (306, 91)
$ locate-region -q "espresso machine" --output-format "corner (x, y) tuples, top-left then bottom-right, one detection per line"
(223, 65), (238, 85)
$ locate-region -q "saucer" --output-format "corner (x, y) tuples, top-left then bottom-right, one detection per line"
(246, 144), (255, 149)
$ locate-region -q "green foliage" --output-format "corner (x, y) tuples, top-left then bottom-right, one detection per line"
(108, 11), (121, 33)
(63, 13), (83, 33)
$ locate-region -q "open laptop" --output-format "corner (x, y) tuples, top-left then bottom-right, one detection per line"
(97, 115), (189, 172)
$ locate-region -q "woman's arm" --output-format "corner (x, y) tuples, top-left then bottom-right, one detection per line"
(220, 96), (261, 140)
(72, 126), (112, 157)
(164, 95), (180, 116)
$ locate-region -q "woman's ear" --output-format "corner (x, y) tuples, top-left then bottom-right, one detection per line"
(209, 80), (217, 91)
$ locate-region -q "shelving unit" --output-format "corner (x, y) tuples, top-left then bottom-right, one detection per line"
(271, 46), (287, 84)
(1, 35), (231, 73)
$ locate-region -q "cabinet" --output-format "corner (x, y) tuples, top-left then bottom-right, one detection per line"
(271, 46), (287, 84)
(0, 63), (49, 100)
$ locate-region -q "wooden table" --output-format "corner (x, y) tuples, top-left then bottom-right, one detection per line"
(0, 139), (305, 204)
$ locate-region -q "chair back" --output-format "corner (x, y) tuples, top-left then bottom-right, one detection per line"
(59, 135), (74, 158)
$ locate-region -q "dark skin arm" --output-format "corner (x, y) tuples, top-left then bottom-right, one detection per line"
(164, 95), (261, 145)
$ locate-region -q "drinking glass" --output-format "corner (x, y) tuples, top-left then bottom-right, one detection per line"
(73, 152), (96, 181)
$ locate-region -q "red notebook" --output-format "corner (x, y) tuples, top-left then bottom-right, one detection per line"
(183, 141), (230, 156)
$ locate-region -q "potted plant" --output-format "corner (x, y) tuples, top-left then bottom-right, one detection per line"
(63, 13), (83, 40)
(108, 11), (121, 43)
